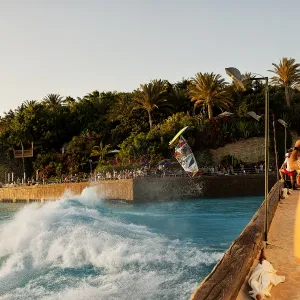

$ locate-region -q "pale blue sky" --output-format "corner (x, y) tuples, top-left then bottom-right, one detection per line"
(0, 0), (299, 114)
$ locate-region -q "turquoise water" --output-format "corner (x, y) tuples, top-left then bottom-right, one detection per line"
(0, 187), (263, 300)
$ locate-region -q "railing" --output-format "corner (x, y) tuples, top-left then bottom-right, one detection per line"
(2, 168), (274, 187)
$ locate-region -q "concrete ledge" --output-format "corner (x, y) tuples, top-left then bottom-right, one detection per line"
(0, 175), (277, 202)
(133, 174), (277, 201)
(0, 180), (134, 202)
(190, 181), (283, 300)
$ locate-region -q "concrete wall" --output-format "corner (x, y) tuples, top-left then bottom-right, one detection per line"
(199, 174), (277, 197)
(209, 137), (266, 164)
(133, 174), (277, 201)
(0, 175), (277, 203)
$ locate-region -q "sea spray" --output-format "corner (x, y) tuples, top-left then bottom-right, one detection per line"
(0, 188), (261, 300)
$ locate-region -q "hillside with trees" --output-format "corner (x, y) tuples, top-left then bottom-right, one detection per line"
(1, 57), (300, 182)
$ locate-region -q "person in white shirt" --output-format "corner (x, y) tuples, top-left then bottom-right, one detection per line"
(279, 152), (295, 189)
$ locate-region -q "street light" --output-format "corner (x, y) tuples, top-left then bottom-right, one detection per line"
(217, 111), (234, 117)
(278, 119), (288, 153)
(226, 67), (270, 244)
(248, 111), (279, 182)
(247, 111), (262, 122)
(225, 67), (247, 91)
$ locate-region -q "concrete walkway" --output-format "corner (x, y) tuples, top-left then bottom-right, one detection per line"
(237, 190), (300, 300)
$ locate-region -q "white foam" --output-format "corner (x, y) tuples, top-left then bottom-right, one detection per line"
(0, 187), (222, 300)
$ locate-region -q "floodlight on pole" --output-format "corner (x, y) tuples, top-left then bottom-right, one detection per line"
(217, 111), (234, 117)
(278, 119), (288, 153)
(225, 67), (246, 91)
(278, 119), (287, 127)
(247, 111), (262, 122)
(248, 111), (279, 180)
(226, 66), (270, 245)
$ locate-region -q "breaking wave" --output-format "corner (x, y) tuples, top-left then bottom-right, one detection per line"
(0, 187), (224, 300)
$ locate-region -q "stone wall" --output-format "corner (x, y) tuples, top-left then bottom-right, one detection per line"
(0, 180), (134, 203)
(209, 137), (266, 165)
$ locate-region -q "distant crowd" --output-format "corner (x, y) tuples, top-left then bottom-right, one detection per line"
(89, 162), (271, 181)
(1, 162), (273, 187)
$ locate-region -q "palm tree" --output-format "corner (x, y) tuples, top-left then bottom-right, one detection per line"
(63, 96), (75, 106)
(168, 83), (192, 114)
(83, 90), (100, 102)
(188, 73), (232, 119)
(24, 100), (38, 108)
(91, 141), (111, 162)
(43, 94), (63, 110)
(133, 80), (169, 130)
(268, 57), (300, 107)
(108, 93), (134, 122)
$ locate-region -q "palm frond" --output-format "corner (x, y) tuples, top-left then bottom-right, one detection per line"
(187, 72), (232, 119)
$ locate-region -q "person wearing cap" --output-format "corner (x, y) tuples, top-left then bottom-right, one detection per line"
(279, 152), (295, 189)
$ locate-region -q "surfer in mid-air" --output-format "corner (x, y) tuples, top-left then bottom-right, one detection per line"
(169, 126), (200, 177)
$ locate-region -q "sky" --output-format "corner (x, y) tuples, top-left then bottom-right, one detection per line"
(1, 0), (299, 114)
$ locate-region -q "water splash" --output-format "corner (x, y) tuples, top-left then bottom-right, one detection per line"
(0, 187), (223, 300)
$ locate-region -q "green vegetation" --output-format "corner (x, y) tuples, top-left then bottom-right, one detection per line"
(188, 72), (232, 119)
(1, 57), (300, 181)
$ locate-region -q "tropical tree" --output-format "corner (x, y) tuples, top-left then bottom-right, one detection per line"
(91, 141), (111, 162)
(43, 94), (63, 110)
(63, 96), (75, 106)
(24, 100), (38, 108)
(188, 73), (232, 119)
(167, 83), (192, 114)
(133, 80), (169, 130)
(108, 93), (134, 122)
(83, 90), (100, 103)
(268, 57), (300, 107)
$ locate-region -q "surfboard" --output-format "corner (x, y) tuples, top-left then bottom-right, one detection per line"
(169, 126), (190, 146)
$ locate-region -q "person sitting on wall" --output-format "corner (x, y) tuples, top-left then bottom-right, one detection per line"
(279, 152), (295, 189)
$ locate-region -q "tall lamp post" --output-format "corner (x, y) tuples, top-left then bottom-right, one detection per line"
(225, 67), (270, 244)
(278, 119), (288, 153)
(247, 111), (279, 182)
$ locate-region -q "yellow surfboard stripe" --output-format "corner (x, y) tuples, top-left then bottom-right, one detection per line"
(169, 126), (190, 146)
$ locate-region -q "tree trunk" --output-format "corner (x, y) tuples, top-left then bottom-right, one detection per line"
(207, 104), (213, 119)
(285, 85), (291, 107)
(148, 110), (153, 130)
